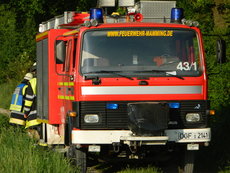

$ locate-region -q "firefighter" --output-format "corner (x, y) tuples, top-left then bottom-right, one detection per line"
(23, 63), (41, 131)
(9, 72), (33, 126)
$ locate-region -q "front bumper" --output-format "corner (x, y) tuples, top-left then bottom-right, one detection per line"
(72, 128), (211, 145)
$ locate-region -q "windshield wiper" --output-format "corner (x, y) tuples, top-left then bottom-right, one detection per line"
(165, 71), (184, 80)
(84, 70), (134, 80)
(133, 70), (184, 80)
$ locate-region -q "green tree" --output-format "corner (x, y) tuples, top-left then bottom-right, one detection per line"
(0, 4), (20, 82)
(178, 0), (230, 170)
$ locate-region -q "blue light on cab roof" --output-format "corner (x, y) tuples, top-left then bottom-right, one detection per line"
(168, 102), (180, 109)
(171, 8), (183, 23)
(90, 8), (103, 20)
(106, 103), (118, 110)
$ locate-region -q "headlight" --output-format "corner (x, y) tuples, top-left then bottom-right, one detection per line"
(185, 113), (201, 122)
(84, 114), (99, 123)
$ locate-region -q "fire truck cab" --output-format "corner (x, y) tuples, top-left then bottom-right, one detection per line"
(36, 1), (213, 172)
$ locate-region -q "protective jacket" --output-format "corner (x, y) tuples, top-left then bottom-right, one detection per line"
(9, 81), (28, 126)
(23, 77), (41, 128)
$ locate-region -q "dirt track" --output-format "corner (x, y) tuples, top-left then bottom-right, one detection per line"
(0, 108), (10, 115)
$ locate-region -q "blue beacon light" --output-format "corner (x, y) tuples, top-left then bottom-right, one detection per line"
(106, 103), (119, 110)
(171, 8), (183, 23)
(90, 8), (103, 23)
(168, 102), (181, 109)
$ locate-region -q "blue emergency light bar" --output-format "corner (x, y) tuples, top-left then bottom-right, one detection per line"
(90, 8), (103, 23)
(171, 8), (183, 23)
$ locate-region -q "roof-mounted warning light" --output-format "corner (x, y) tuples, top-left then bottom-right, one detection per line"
(170, 8), (183, 23)
(181, 19), (199, 27)
(90, 8), (103, 23)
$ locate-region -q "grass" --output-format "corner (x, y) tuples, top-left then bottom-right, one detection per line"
(0, 115), (76, 173)
(117, 166), (162, 173)
(0, 113), (162, 173)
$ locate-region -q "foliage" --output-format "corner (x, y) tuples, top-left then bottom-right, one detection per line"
(0, 4), (19, 82)
(0, 81), (18, 109)
(118, 166), (162, 173)
(177, 0), (215, 33)
(76, 0), (97, 11)
(177, 0), (230, 170)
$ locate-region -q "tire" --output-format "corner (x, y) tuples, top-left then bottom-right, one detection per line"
(67, 146), (87, 173)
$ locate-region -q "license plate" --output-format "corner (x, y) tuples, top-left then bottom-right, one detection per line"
(165, 128), (211, 142)
(178, 131), (210, 140)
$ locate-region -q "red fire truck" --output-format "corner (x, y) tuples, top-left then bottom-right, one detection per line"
(36, 1), (218, 172)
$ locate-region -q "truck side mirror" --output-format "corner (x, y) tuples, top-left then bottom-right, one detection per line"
(56, 40), (66, 64)
(216, 39), (226, 64)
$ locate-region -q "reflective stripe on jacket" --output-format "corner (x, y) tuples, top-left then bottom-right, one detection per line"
(23, 78), (41, 128)
(9, 111), (26, 126)
(24, 78), (37, 116)
(9, 83), (27, 112)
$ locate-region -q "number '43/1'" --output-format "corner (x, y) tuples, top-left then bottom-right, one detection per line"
(176, 62), (197, 71)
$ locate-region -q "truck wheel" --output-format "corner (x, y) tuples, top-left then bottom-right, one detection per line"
(67, 146), (87, 173)
(182, 150), (195, 173)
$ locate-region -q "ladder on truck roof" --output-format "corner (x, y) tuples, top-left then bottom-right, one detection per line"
(39, 11), (89, 33)
(39, 1), (176, 33)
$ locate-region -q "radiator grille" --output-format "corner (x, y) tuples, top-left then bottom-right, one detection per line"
(78, 100), (209, 130)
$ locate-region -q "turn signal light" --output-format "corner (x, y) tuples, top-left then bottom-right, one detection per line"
(209, 110), (215, 115)
(68, 111), (77, 117)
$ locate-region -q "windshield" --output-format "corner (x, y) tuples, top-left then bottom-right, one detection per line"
(81, 28), (202, 78)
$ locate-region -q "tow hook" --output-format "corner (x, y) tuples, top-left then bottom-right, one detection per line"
(113, 142), (120, 153)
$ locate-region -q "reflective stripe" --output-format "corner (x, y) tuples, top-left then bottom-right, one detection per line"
(9, 83), (27, 111)
(63, 30), (79, 36)
(58, 95), (74, 100)
(22, 85), (28, 95)
(24, 100), (33, 107)
(14, 92), (19, 105)
(58, 82), (74, 86)
(25, 119), (41, 129)
(29, 110), (37, 115)
(29, 78), (37, 95)
(81, 86), (202, 95)
(24, 107), (31, 112)
(37, 119), (49, 123)
(9, 105), (22, 112)
(38, 142), (48, 147)
(9, 118), (26, 126)
(69, 82), (74, 86)
(69, 96), (75, 100)
(25, 94), (35, 99)
(58, 95), (65, 99)
(36, 31), (48, 40)
(11, 111), (24, 115)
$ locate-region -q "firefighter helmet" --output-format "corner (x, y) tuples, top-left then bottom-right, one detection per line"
(24, 73), (33, 81)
